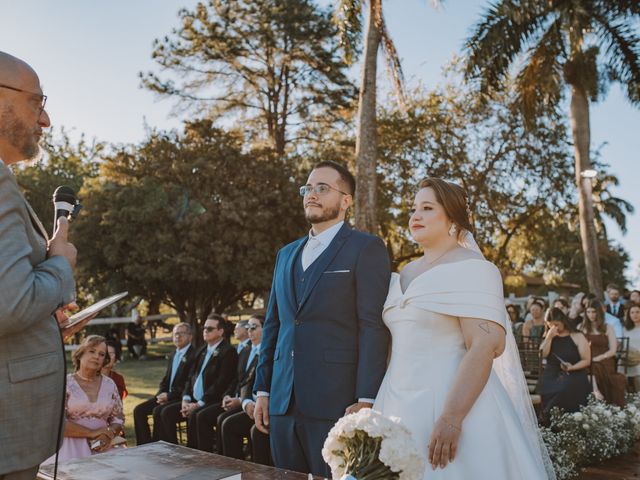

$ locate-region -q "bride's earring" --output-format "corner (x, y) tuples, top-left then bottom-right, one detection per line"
(448, 224), (457, 237)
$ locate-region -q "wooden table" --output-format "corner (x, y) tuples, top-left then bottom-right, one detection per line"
(38, 442), (323, 480)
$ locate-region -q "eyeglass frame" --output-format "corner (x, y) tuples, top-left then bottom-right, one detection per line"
(299, 183), (350, 197)
(247, 324), (261, 331)
(203, 326), (221, 333)
(0, 83), (47, 111)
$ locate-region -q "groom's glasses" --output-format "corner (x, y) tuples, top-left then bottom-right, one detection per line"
(299, 184), (350, 197)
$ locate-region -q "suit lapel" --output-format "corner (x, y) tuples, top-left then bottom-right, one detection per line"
(24, 199), (49, 241)
(297, 223), (351, 314)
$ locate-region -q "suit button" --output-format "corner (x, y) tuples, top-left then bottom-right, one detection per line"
(295, 319), (301, 326)
(301, 278), (305, 283)
(291, 350), (295, 358)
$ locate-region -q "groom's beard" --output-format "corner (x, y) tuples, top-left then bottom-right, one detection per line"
(305, 204), (340, 224)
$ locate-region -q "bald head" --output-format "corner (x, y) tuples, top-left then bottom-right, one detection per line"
(0, 51), (38, 87)
(0, 51), (49, 165)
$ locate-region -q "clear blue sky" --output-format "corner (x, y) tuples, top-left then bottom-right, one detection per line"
(2, 0), (639, 284)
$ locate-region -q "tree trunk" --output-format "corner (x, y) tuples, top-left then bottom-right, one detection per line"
(354, 0), (381, 234)
(569, 84), (603, 299)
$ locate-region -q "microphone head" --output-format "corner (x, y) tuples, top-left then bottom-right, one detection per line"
(53, 185), (76, 204)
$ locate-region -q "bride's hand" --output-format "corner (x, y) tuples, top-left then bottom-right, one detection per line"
(428, 415), (462, 470)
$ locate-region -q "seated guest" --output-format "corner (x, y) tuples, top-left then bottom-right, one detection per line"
(629, 290), (640, 305)
(605, 283), (625, 322)
(134, 322), (196, 445)
(522, 299), (546, 339)
(579, 299), (627, 406)
(106, 327), (123, 361)
(506, 303), (523, 338)
(221, 392), (271, 465)
(234, 320), (251, 354)
(216, 315), (264, 453)
(103, 341), (128, 401)
(159, 314), (238, 451)
(127, 314), (147, 359)
(624, 302), (640, 392)
(539, 308), (591, 418)
(43, 335), (124, 464)
(552, 296), (570, 317)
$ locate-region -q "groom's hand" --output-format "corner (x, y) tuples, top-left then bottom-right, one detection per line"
(344, 401), (373, 415)
(254, 396), (270, 434)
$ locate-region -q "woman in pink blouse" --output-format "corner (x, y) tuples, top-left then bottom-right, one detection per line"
(43, 335), (124, 464)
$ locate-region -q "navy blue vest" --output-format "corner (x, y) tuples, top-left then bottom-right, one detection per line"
(292, 243), (323, 307)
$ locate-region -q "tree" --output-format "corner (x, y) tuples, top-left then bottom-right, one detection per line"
(464, 0), (640, 298)
(334, 0), (441, 233)
(72, 121), (306, 334)
(12, 129), (101, 235)
(141, 0), (354, 156)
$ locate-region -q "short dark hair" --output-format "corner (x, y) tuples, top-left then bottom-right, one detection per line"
(250, 314), (265, 326)
(206, 312), (225, 323)
(606, 283), (620, 291)
(313, 161), (356, 196)
(106, 340), (121, 362)
(553, 297), (570, 309)
(547, 307), (576, 332)
(530, 300), (545, 310)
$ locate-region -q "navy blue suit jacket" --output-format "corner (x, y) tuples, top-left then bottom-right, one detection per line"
(254, 223), (391, 420)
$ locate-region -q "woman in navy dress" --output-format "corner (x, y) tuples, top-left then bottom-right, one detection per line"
(539, 308), (592, 417)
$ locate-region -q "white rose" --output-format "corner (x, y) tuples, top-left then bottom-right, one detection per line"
(583, 424), (590, 430)
(572, 412), (584, 421)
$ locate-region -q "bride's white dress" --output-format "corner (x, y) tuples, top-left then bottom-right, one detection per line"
(373, 259), (549, 479)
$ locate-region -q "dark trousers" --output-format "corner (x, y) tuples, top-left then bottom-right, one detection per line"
(133, 397), (179, 445)
(221, 410), (271, 465)
(157, 401), (185, 444)
(216, 406), (242, 453)
(269, 396), (333, 477)
(187, 403), (225, 452)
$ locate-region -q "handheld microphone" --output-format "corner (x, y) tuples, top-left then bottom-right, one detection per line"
(52, 186), (81, 236)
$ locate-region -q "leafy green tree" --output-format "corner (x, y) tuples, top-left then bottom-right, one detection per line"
(141, 0), (354, 156)
(73, 121), (305, 333)
(373, 75), (631, 290)
(464, 0), (640, 298)
(12, 129), (101, 235)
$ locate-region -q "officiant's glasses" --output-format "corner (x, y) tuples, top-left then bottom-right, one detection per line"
(0, 83), (47, 111)
(299, 183), (349, 197)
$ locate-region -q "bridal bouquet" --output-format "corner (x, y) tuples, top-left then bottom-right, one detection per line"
(322, 409), (425, 480)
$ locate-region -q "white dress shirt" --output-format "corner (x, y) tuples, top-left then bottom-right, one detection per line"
(301, 221), (344, 271)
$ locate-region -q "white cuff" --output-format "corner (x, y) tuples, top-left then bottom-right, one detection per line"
(197, 400), (205, 407)
(182, 395), (191, 402)
(242, 399), (255, 412)
(256, 391), (270, 397)
(358, 398), (375, 404)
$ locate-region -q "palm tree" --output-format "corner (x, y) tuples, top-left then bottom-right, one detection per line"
(464, 1), (640, 298)
(333, 0), (411, 233)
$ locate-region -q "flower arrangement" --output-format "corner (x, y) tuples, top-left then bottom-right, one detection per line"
(541, 394), (640, 479)
(322, 409), (425, 480)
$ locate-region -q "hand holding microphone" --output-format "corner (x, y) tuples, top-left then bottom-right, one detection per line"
(47, 185), (80, 270)
(48, 216), (77, 270)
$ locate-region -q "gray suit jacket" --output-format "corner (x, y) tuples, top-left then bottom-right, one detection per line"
(0, 161), (75, 474)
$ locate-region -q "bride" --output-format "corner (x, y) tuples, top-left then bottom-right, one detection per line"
(373, 178), (553, 479)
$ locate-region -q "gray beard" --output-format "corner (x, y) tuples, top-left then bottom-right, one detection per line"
(305, 205), (340, 224)
(0, 105), (40, 161)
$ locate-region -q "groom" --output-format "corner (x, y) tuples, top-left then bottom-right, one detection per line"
(253, 161), (391, 476)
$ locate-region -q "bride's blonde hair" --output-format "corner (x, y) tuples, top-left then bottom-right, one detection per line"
(417, 178), (473, 238)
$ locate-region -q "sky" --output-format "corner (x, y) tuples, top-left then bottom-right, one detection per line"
(2, 0), (639, 283)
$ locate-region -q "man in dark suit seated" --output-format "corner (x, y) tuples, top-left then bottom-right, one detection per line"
(133, 322), (196, 445)
(221, 389), (271, 465)
(215, 315), (264, 454)
(159, 314), (238, 451)
(189, 314), (264, 453)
